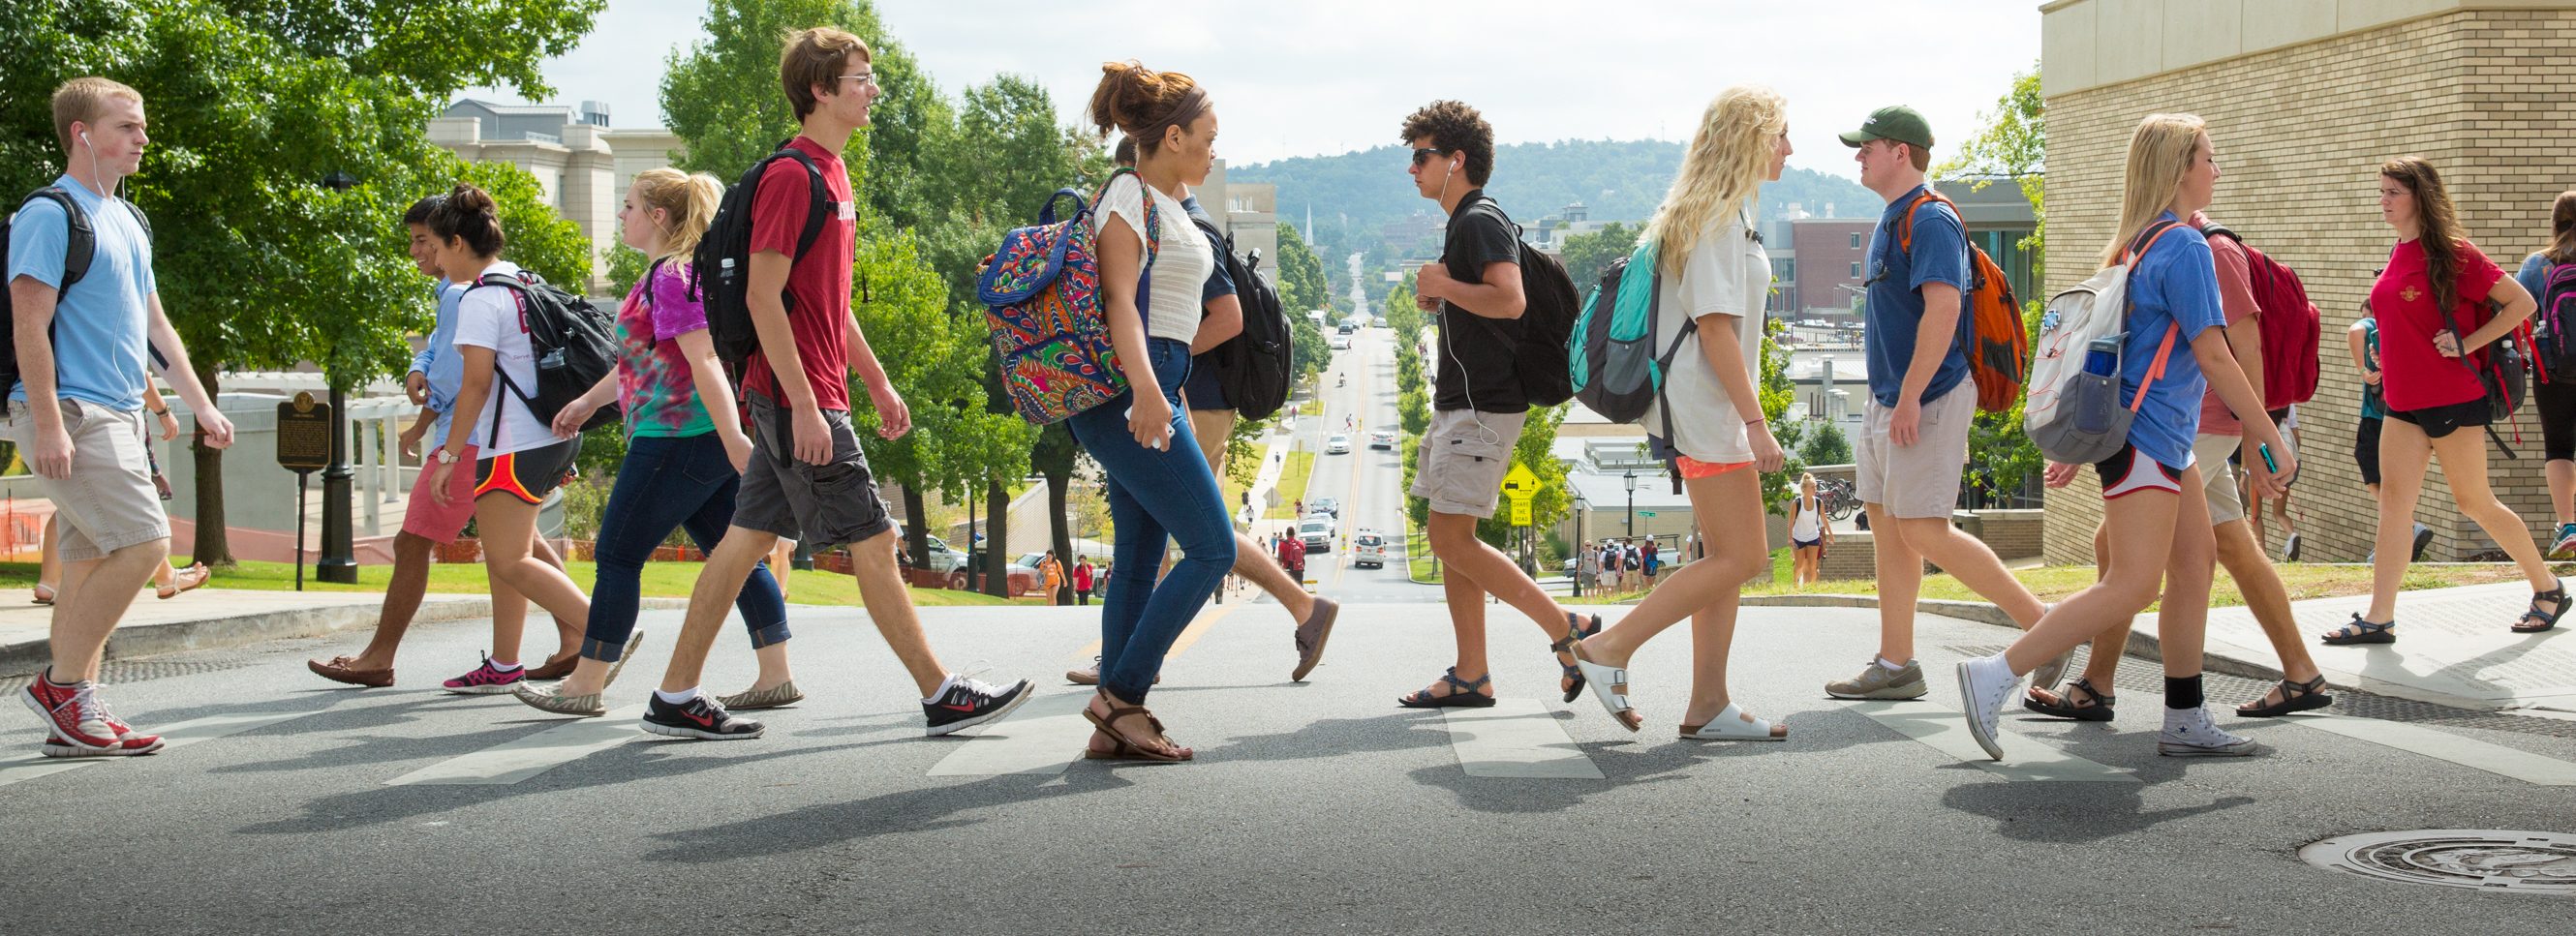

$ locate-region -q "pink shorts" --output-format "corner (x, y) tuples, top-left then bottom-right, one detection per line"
(402, 442), (480, 542)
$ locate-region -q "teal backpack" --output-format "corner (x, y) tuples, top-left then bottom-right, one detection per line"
(1570, 240), (1694, 433)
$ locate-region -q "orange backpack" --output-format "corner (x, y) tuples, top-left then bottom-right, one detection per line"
(1895, 190), (2025, 413)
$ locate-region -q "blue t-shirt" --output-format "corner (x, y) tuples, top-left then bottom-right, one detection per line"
(2117, 213), (2229, 468)
(1862, 185), (1971, 408)
(7, 176), (155, 410)
(1181, 196), (1238, 411)
(414, 277), (469, 447)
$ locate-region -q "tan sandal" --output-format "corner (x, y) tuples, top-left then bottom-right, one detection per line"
(156, 563), (211, 599)
(1080, 691), (1191, 762)
(31, 583), (55, 605)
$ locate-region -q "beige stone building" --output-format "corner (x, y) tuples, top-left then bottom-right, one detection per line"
(2038, 0), (2576, 565)
(429, 100), (684, 294)
(1195, 159), (1280, 286)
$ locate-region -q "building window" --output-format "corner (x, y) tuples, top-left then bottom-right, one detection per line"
(1850, 232), (1862, 249)
(555, 173), (566, 209)
(1849, 261), (1861, 278)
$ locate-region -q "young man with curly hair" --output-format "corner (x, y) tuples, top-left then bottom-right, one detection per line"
(1392, 101), (1596, 710)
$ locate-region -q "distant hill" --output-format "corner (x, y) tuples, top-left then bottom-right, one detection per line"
(1232, 139), (1880, 254)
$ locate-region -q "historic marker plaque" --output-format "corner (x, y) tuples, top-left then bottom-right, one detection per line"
(275, 392), (331, 472)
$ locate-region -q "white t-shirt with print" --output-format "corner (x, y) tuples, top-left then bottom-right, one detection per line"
(1090, 173), (1211, 343)
(1640, 211), (1767, 464)
(450, 261), (556, 458)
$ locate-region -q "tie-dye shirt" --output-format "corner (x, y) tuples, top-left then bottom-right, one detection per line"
(617, 260), (718, 438)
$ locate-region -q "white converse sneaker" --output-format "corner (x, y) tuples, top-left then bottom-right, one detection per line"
(2159, 705), (2259, 757)
(1955, 653), (2020, 762)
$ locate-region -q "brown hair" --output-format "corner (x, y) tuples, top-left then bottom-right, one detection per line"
(630, 167), (724, 264)
(1113, 136), (1136, 167)
(780, 27), (873, 122)
(427, 183), (506, 257)
(1087, 61), (1207, 157)
(52, 76), (142, 154)
(1398, 100), (1494, 186)
(2546, 190), (2576, 266)
(2381, 156), (2471, 318)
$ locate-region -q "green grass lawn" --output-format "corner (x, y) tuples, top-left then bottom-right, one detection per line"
(1264, 451), (1318, 519)
(1735, 557), (2568, 612)
(0, 559), (1021, 607)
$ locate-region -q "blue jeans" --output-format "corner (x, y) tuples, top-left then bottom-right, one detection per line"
(1065, 337), (1232, 703)
(585, 433), (788, 662)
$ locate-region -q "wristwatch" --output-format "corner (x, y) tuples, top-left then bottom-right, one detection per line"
(434, 448), (461, 465)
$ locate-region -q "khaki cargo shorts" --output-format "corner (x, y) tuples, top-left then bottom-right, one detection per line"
(3, 399), (169, 561)
(1855, 379), (1975, 521)
(1409, 408), (1526, 519)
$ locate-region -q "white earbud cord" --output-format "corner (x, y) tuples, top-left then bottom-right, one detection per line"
(1430, 155), (1501, 449)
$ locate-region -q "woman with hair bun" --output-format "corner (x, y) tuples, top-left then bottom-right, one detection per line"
(514, 167), (801, 717)
(1070, 60), (1229, 762)
(422, 183), (597, 696)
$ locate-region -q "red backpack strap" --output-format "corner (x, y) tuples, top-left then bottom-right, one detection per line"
(2129, 322), (2181, 413)
(1893, 190), (1955, 253)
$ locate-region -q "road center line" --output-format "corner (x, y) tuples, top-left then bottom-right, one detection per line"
(383, 706), (645, 786)
(2289, 713), (2576, 785)
(0, 710), (322, 789)
(1441, 699), (1605, 779)
(1840, 701), (2139, 782)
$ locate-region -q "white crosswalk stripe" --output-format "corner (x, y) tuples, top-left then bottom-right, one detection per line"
(926, 690), (1094, 776)
(1840, 700), (2141, 782)
(2285, 713), (2576, 785)
(1441, 700), (1604, 778)
(383, 707), (645, 785)
(0, 710), (320, 788)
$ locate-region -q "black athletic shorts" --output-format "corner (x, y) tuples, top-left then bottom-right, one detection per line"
(2354, 416), (2383, 486)
(474, 438), (582, 505)
(2386, 397), (2490, 439)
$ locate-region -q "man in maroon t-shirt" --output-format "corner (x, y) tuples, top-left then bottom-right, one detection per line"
(647, 27), (1029, 742)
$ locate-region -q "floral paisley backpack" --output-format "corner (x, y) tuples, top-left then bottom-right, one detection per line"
(978, 168), (1160, 424)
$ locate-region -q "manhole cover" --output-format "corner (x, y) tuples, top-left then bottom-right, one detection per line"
(2302, 830), (2576, 893)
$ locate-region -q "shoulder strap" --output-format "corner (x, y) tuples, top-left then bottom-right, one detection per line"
(1894, 191), (1949, 253)
(2117, 219), (2191, 412)
(2199, 223), (2238, 244)
(23, 188), (97, 292)
(768, 147), (832, 265)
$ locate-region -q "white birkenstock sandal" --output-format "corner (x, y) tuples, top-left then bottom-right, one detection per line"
(1679, 703), (1785, 741)
(1560, 634), (1640, 732)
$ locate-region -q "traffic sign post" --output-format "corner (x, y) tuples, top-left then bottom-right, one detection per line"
(275, 392), (332, 591)
(1500, 463), (1540, 578)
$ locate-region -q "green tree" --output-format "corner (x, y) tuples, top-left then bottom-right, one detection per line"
(1558, 221), (1638, 291)
(1757, 315), (1809, 514)
(3, 0), (598, 563)
(1797, 420), (1852, 466)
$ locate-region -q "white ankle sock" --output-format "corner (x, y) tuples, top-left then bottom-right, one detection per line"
(656, 686), (699, 705)
(490, 659), (524, 672)
(1878, 656), (1908, 673)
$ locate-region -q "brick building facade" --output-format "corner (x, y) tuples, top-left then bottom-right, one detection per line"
(1792, 219), (1874, 317)
(2038, 0), (2576, 565)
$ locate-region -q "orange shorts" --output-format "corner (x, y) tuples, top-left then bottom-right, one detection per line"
(1675, 455), (1755, 479)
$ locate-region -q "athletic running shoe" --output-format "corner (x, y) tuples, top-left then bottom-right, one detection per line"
(442, 653), (527, 695)
(21, 678), (163, 757)
(511, 682), (605, 717)
(2159, 705), (2259, 757)
(1825, 657), (1927, 700)
(2411, 523), (2435, 562)
(641, 693), (764, 740)
(2284, 531), (2303, 562)
(923, 667), (1033, 737)
(1956, 654), (2020, 762)
(716, 680), (804, 710)
(2551, 524), (2576, 561)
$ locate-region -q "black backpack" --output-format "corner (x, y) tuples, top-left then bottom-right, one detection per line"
(693, 143), (832, 379)
(1190, 216), (1293, 420)
(1465, 196), (1579, 408)
(470, 269), (621, 445)
(2, 186), (153, 396)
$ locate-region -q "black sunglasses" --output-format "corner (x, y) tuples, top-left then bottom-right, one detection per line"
(1410, 146), (1452, 167)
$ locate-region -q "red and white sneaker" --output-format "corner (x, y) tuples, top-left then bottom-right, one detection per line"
(21, 678), (165, 757)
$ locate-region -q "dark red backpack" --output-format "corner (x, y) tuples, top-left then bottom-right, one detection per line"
(2199, 224), (2320, 408)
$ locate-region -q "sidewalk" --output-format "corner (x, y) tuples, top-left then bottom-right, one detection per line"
(0, 588), (686, 676)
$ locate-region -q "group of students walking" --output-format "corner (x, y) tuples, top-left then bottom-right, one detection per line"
(13, 37), (2573, 768)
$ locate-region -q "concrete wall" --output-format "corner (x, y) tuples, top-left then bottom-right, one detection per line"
(2040, 6), (2576, 565)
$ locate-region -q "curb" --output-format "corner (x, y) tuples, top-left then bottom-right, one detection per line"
(0, 595), (690, 678)
(1733, 593), (2290, 684)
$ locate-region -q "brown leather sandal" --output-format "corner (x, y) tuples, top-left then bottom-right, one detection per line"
(1081, 691), (1192, 762)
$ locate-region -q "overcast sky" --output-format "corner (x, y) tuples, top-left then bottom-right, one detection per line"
(470, 0), (2041, 178)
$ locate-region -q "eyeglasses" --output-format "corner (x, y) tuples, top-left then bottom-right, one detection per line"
(839, 74), (879, 90)
(1410, 147), (1452, 167)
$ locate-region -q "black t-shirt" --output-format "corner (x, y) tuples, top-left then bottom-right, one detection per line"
(1433, 190), (1527, 413)
(1181, 196), (1237, 410)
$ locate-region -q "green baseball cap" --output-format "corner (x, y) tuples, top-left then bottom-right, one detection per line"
(1839, 106), (1935, 151)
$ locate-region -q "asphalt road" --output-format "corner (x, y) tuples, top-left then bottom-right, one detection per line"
(5, 596), (2573, 935)
(1295, 325), (1426, 603)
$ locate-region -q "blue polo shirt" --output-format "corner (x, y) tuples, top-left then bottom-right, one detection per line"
(1862, 185), (1971, 408)
(7, 176), (155, 410)
(413, 278), (468, 447)
(2118, 213), (2228, 468)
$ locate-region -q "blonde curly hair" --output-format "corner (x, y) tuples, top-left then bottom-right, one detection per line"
(1642, 84), (1786, 276)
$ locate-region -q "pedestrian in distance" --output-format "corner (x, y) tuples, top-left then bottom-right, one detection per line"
(419, 184), (599, 699)
(1789, 473), (1831, 586)
(512, 166), (797, 718)
(9, 76), (237, 757)
(649, 27), (1030, 741)
(1065, 59), (1237, 762)
(309, 194), (581, 689)
(2514, 191), (2576, 560)
(1957, 113), (2294, 760)
(2346, 304), (2436, 562)
(1826, 104), (2067, 705)
(1391, 99), (1602, 710)
(1073, 557), (1095, 607)
(2024, 197), (2335, 722)
(1563, 84), (1795, 738)
(2324, 156), (2562, 645)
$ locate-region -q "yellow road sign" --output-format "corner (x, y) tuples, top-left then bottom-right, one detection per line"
(1510, 498), (1533, 527)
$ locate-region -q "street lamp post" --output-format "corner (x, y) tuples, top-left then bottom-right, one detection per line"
(316, 169), (360, 584)
(1573, 493), (1587, 598)
(1623, 468), (1638, 538)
